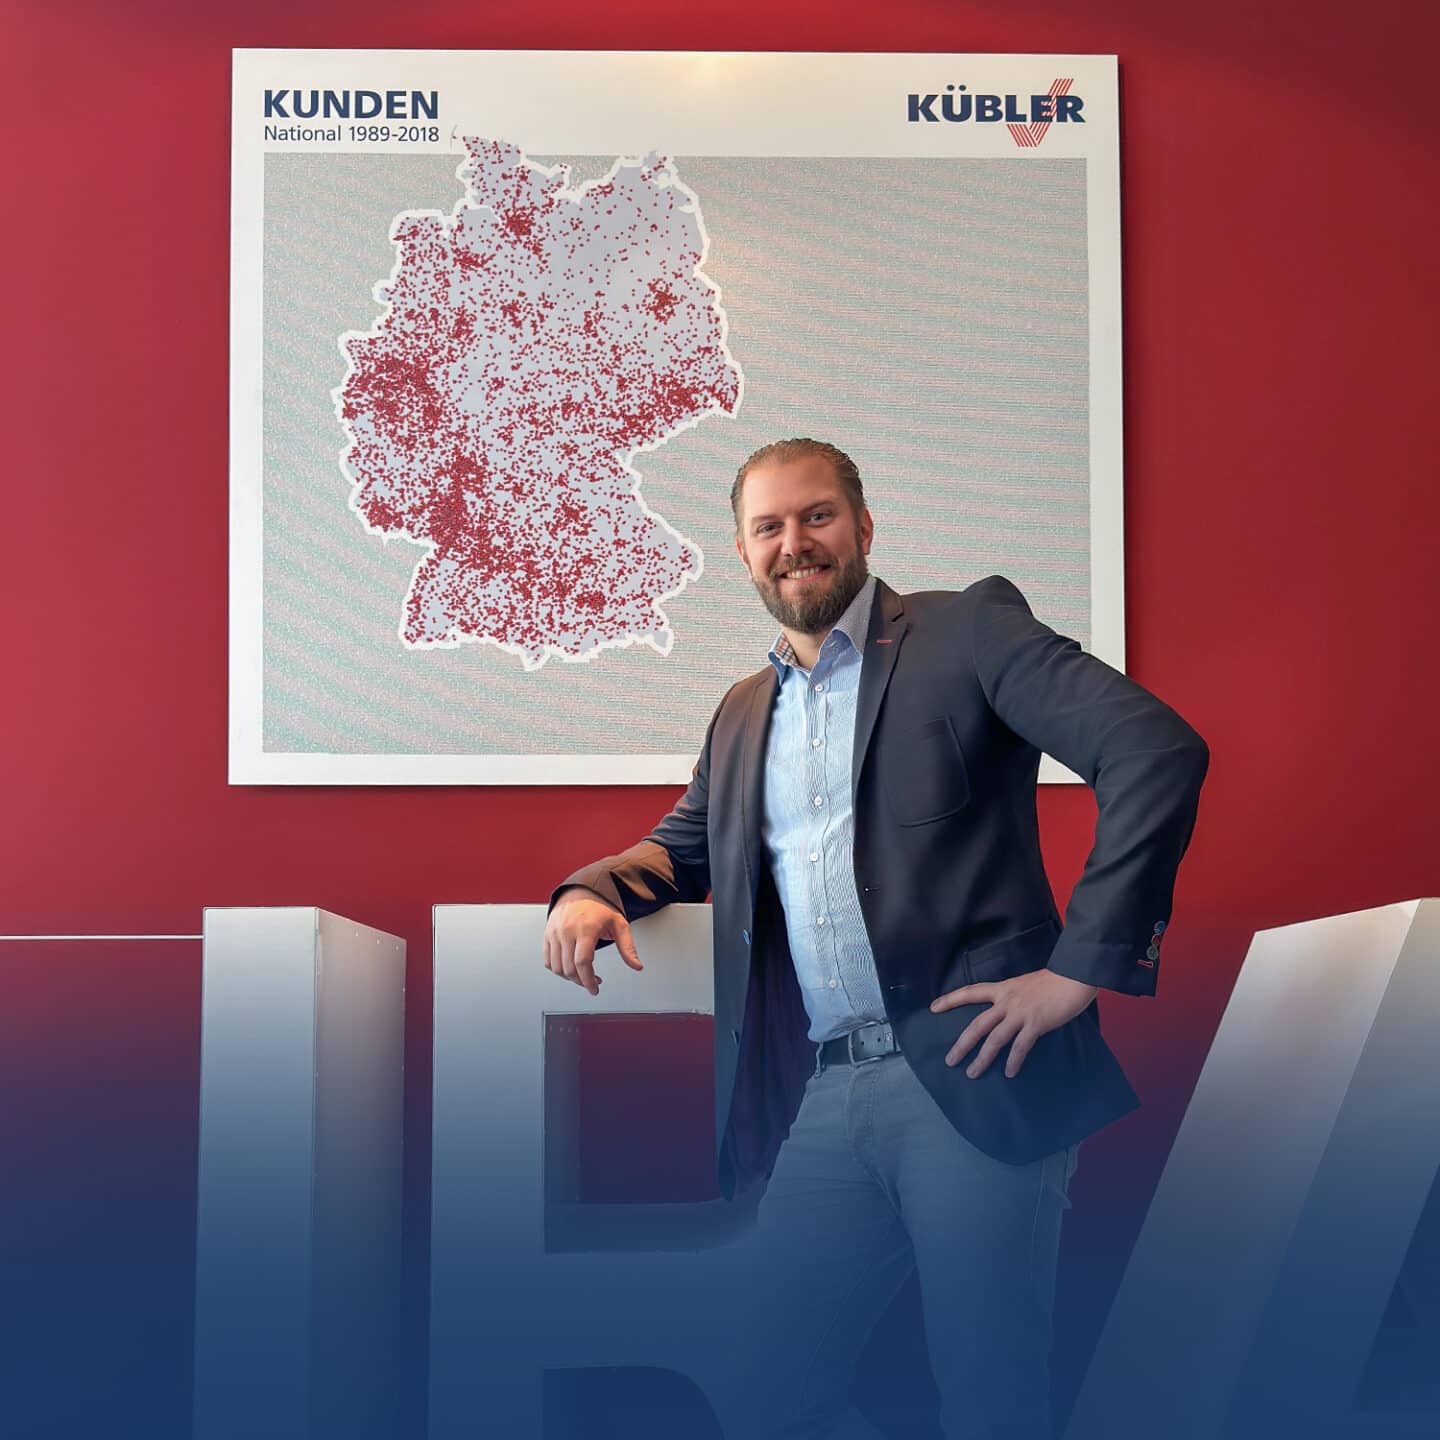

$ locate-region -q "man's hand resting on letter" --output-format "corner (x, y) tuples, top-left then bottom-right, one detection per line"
(542, 887), (644, 997)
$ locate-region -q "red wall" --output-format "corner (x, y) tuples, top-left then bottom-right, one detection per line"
(4, 0), (1438, 1426)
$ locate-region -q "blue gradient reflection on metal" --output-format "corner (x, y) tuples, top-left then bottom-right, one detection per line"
(193, 907), (406, 1440)
(1066, 899), (1440, 1440)
(429, 904), (757, 1439)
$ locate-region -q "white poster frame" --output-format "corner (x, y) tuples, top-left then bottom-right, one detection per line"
(230, 49), (1122, 786)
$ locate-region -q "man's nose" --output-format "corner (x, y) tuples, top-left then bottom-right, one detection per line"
(780, 522), (812, 556)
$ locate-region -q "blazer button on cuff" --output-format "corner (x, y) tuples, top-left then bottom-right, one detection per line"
(741, 929), (750, 946)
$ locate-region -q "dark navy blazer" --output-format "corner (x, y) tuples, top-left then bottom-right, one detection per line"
(560, 575), (1209, 1198)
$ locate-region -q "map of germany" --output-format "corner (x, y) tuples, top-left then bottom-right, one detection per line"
(335, 137), (743, 668)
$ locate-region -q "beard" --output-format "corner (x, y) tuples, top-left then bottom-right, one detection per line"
(751, 544), (870, 635)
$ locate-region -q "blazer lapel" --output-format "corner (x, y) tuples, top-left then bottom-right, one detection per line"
(853, 579), (909, 799)
(739, 666), (778, 907)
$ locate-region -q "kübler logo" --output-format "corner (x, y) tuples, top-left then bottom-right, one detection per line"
(907, 80), (1081, 148)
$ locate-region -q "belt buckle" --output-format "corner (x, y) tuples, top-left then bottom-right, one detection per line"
(848, 1024), (889, 1065)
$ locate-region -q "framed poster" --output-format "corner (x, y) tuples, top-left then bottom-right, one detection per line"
(231, 50), (1121, 784)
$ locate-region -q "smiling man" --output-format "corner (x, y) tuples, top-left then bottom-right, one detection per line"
(543, 438), (1209, 1439)
(736, 445), (874, 654)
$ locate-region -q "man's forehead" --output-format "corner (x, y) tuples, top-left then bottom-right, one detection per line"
(742, 457), (845, 515)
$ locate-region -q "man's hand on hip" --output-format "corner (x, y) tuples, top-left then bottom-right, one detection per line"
(543, 887), (644, 997)
(930, 969), (1098, 1078)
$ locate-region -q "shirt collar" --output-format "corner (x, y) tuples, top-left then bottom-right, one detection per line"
(767, 574), (878, 676)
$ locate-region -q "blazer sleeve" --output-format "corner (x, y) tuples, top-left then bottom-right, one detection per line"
(548, 695), (723, 925)
(968, 575), (1210, 996)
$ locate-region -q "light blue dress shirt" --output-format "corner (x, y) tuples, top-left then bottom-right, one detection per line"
(762, 576), (888, 1043)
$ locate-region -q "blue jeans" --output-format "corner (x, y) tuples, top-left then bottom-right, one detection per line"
(720, 1051), (1078, 1440)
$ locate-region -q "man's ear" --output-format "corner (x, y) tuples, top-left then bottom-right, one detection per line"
(734, 531), (750, 574)
(859, 506), (875, 556)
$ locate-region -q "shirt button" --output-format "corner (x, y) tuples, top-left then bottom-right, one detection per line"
(813, 682), (825, 693)
(828, 978), (838, 989)
(816, 916), (826, 927)
(809, 851), (820, 863)
(813, 795), (824, 807)
(811, 737), (822, 748)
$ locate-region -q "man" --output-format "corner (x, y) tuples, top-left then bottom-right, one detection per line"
(543, 439), (1208, 1438)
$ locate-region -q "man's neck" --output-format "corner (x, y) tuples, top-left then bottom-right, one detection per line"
(781, 625), (827, 671)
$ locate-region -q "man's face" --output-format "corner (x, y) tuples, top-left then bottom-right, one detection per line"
(734, 455), (874, 634)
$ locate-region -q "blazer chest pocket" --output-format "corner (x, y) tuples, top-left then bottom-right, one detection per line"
(882, 715), (970, 826)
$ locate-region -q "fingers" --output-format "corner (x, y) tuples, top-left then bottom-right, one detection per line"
(942, 1006), (1032, 1080)
(930, 983), (994, 1014)
(945, 1003), (1003, 1068)
(611, 914), (644, 972)
(542, 899), (638, 996)
(543, 924), (567, 980)
(937, 973), (1058, 1079)
(1003, 1029), (1036, 1079)
(965, 1015), (1024, 1078)
(541, 896), (648, 994)
(564, 931), (600, 996)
